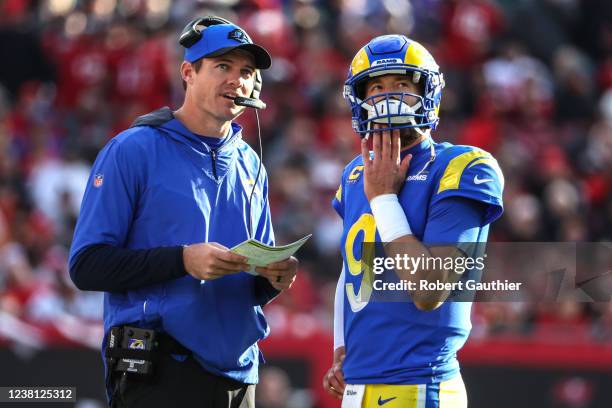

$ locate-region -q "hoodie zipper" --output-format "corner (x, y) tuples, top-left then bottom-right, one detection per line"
(211, 149), (218, 181)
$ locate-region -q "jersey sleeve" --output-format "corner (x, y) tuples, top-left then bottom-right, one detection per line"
(333, 265), (345, 350)
(69, 136), (144, 267)
(431, 147), (504, 226)
(332, 172), (346, 219)
(423, 197), (486, 245)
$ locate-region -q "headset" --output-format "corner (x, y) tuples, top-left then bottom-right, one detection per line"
(179, 16), (266, 110)
(179, 16), (267, 240)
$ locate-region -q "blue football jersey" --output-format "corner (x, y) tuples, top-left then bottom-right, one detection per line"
(332, 137), (504, 384)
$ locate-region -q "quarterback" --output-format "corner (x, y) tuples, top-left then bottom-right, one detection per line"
(323, 35), (504, 407)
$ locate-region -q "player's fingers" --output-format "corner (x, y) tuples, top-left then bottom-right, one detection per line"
(391, 130), (401, 164)
(332, 362), (345, 380)
(323, 372), (344, 399)
(323, 379), (338, 398)
(329, 388), (343, 400)
(372, 130), (382, 161)
(332, 369), (345, 389)
(322, 372), (330, 389)
(381, 129), (391, 160)
(328, 373), (345, 395)
(400, 153), (412, 176)
(327, 387), (343, 399)
(361, 138), (371, 169)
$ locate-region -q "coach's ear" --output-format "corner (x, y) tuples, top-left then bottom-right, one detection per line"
(180, 61), (196, 88)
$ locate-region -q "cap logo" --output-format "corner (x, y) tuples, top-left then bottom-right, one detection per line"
(228, 28), (249, 44)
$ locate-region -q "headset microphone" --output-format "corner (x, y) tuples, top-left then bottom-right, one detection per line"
(234, 96), (267, 110)
(233, 94), (266, 240)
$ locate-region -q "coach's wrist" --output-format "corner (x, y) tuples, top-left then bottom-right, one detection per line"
(182, 244), (195, 276)
(369, 194), (412, 242)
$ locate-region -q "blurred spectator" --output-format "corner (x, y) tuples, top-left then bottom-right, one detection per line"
(440, 0), (505, 69)
(0, 7), (55, 103)
(256, 366), (293, 408)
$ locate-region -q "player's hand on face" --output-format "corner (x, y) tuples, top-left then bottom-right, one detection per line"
(323, 346), (346, 399)
(183, 242), (250, 280)
(255, 256), (298, 290)
(361, 124), (412, 202)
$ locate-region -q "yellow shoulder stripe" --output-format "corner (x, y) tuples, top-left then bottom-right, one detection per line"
(335, 184), (342, 202)
(438, 150), (490, 193)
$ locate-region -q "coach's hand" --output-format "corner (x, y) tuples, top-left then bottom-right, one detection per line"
(361, 126), (412, 202)
(256, 256), (298, 291)
(183, 242), (250, 280)
(323, 346), (346, 399)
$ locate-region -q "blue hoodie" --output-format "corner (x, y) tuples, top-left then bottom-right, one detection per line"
(69, 107), (275, 391)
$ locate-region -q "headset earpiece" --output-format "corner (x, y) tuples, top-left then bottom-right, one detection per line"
(179, 16), (234, 48)
(252, 70), (262, 100)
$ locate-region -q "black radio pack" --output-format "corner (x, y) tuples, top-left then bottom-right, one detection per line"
(106, 326), (157, 376)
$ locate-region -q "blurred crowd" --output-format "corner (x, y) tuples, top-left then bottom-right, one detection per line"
(0, 0), (611, 375)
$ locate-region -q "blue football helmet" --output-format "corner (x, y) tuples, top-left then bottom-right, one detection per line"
(344, 35), (445, 137)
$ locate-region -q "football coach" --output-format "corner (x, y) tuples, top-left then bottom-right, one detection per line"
(68, 16), (297, 408)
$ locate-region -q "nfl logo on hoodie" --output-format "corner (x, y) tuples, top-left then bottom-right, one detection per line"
(93, 174), (104, 188)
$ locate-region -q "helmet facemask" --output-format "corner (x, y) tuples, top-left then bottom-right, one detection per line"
(345, 64), (443, 139)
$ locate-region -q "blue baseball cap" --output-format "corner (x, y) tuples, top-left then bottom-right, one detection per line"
(183, 23), (272, 69)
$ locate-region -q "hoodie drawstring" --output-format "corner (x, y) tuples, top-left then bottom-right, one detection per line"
(210, 150), (218, 181)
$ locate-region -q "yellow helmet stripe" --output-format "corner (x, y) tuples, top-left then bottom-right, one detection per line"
(404, 41), (436, 69)
(351, 47), (370, 76)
